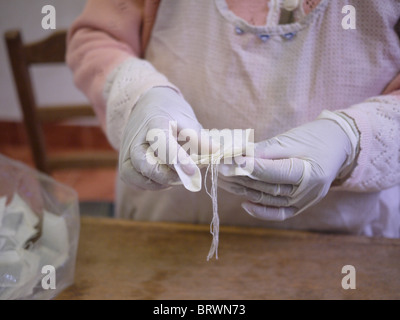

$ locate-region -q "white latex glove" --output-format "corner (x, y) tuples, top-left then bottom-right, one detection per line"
(219, 110), (360, 221)
(119, 87), (202, 191)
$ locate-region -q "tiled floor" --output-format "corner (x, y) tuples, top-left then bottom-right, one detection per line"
(0, 145), (117, 216)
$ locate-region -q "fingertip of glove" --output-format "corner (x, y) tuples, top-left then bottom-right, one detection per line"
(241, 202), (294, 222)
(174, 163), (202, 192)
(241, 202), (256, 217)
(179, 162), (198, 176)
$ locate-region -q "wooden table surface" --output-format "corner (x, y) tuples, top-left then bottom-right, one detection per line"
(57, 217), (400, 300)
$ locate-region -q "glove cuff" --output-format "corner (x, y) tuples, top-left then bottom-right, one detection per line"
(103, 57), (181, 150)
(317, 110), (360, 179)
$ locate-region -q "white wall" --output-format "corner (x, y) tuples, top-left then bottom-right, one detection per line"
(0, 0), (89, 121)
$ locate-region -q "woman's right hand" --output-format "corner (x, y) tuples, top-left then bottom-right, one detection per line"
(119, 87), (202, 191)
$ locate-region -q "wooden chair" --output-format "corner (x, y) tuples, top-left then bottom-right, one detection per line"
(4, 29), (117, 174)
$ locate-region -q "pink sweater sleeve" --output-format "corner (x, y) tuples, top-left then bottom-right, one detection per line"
(337, 74), (400, 192)
(66, 0), (158, 129)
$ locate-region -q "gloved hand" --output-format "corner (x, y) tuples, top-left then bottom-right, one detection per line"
(119, 87), (203, 191)
(218, 110), (360, 221)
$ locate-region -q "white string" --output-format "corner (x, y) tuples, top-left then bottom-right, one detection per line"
(204, 153), (223, 261)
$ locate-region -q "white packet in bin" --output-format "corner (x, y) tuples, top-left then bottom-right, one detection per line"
(0, 154), (80, 300)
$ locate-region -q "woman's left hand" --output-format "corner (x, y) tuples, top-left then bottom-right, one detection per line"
(219, 110), (359, 221)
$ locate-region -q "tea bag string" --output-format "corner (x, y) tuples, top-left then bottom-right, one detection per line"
(204, 153), (224, 261)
